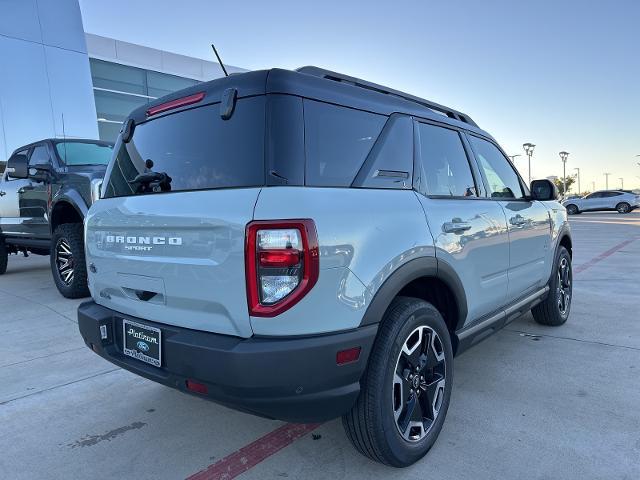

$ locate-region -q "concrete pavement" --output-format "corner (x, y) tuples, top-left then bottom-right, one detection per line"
(1, 211), (639, 479)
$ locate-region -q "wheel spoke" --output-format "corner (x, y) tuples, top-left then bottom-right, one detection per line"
(393, 325), (447, 443)
(55, 238), (75, 286)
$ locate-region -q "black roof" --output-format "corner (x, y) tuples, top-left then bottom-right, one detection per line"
(130, 67), (492, 139)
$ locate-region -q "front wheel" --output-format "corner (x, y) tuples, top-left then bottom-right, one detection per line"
(342, 297), (453, 467)
(616, 202), (631, 214)
(565, 204), (579, 215)
(532, 246), (572, 326)
(50, 223), (89, 298)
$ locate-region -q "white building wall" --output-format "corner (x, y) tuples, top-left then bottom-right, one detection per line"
(85, 33), (245, 81)
(0, 0), (98, 160)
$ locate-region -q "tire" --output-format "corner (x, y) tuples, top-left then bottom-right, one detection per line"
(616, 202), (631, 214)
(532, 246), (572, 326)
(0, 237), (7, 275)
(342, 297), (453, 467)
(565, 204), (579, 215)
(50, 223), (89, 298)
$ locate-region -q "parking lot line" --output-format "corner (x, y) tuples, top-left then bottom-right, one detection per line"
(574, 236), (639, 274)
(186, 423), (321, 480)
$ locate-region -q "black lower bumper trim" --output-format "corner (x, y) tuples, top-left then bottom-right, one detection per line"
(77, 301), (377, 422)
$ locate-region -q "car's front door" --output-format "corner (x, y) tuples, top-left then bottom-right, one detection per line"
(413, 121), (510, 325)
(580, 192), (605, 211)
(467, 134), (551, 302)
(0, 148), (32, 237)
(19, 143), (51, 239)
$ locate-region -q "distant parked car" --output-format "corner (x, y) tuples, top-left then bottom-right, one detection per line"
(562, 190), (640, 214)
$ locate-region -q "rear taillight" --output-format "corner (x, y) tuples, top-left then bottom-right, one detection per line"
(245, 220), (319, 317)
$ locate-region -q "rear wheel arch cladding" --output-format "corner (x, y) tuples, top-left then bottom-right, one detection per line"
(359, 257), (468, 334)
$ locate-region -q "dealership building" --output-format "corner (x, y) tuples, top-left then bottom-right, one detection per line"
(0, 0), (243, 166)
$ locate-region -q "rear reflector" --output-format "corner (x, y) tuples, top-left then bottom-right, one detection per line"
(336, 347), (361, 365)
(259, 249), (300, 268)
(146, 92), (206, 117)
(186, 379), (208, 395)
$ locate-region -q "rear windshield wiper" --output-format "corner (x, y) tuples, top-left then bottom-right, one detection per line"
(128, 171), (172, 194)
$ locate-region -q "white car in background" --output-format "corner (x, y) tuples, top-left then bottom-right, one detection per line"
(562, 190), (640, 214)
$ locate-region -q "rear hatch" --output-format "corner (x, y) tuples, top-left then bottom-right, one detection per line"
(85, 88), (266, 338)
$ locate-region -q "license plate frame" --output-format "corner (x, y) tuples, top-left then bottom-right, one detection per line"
(122, 319), (162, 367)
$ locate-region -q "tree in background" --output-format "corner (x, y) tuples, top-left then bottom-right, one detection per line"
(554, 174), (577, 196)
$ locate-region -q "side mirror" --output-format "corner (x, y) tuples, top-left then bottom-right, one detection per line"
(6, 154), (29, 179)
(530, 179), (559, 201)
(28, 164), (52, 183)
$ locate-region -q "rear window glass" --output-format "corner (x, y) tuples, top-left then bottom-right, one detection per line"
(103, 97), (265, 198)
(304, 100), (385, 187)
(55, 142), (113, 166)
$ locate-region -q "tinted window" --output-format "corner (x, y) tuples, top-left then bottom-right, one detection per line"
(29, 145), (50, 166)
(103, 97), (265, 198)
(469, 136), (523, 199)
(585, 192), (602, 199)
(604, 191), (621, 197)
(304, 100), (385, 187)
(417, 123), (477, 197)
(55, 142), (113, 166)
(354, 115), (413, 189)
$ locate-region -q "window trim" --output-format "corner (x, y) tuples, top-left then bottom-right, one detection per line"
(464, 132), (531, 202)
(412, 118), (483, 200)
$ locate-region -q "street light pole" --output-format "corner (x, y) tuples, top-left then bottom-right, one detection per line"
(574, 167), (581, 195)
(619, 177), (624, 190)
(559, 151), (569, 196)
(508, 154), (521, 164)
(523, 143), (535, 184)
(604, 172), (611, 190)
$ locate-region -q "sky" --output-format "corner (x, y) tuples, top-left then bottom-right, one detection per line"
(79, 0), (640, 192)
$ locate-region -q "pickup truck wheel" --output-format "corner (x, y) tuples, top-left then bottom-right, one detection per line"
(0, 237), (7, 275)
(565, 204), (579, 215)
(532, 246), (572, 326)
(342, 297), (453, 467)
(50, 223), (89, 298)
(616, 202), (631, 214)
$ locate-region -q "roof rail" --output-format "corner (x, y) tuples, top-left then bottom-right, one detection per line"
(296, 66), (478, 128)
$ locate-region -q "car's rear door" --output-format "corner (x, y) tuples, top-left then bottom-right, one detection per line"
(413, 121), (510, 325)
(466, 134), (551, 303)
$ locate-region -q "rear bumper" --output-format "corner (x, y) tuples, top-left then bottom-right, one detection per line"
(77, 301), (377, 422)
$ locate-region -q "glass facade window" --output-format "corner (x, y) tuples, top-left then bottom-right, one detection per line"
(89, 58), (199, 142)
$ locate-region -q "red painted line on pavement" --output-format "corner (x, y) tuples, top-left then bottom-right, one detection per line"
(186, 423), (321, 480)
(574, 237), (638, 274)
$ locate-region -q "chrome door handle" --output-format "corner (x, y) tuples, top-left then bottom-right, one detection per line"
(443, 222), (472, 234)
(509, 216), (526, 226)
(0, 191), (5, 196)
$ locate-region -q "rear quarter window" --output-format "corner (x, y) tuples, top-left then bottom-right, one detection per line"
(103, 96), (265, 198)
(303, 100), (386, 187)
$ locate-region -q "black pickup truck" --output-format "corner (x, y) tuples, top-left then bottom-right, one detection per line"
(0, 139), (113, 297)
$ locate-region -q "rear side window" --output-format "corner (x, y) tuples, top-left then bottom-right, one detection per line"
(417, 123), (477, 197)
(469, 136), (524, 199)
(304, 100), (385, 187)
(103, 97), (265, 198)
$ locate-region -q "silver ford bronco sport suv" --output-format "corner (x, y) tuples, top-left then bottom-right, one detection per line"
(78, 67), (572, 467)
